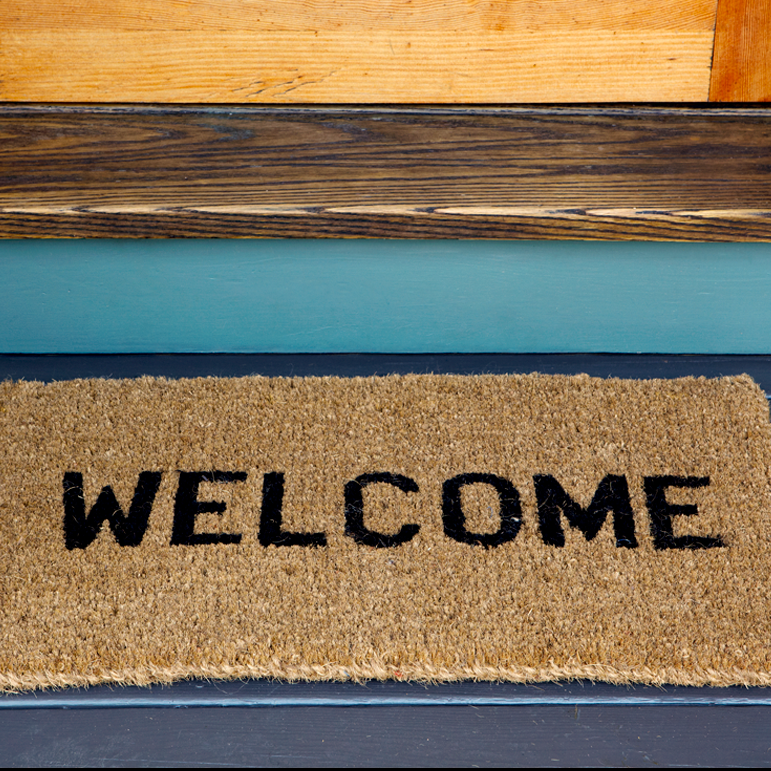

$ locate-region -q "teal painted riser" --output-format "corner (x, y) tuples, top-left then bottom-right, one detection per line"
(3, 239), (771, 354)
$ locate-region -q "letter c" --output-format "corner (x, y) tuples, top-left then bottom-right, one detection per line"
(344, 473), (420, 548)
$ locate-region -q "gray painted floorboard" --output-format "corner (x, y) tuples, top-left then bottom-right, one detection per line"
(3, 704), (771, 767)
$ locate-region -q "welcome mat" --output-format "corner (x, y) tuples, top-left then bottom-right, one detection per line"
(1, 373), (771, 691)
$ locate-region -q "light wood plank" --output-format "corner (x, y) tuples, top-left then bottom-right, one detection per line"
(710, 0), (771, 101)
(1, 0), (718, 32)
(0, 0), (717, 103)
(0, 30), (713, 102)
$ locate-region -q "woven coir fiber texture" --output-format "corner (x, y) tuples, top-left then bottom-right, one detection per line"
(1, 373), (771, 691)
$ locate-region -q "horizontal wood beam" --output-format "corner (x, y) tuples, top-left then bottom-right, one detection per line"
(2, 105), (771, 241)
(0, 0), (717, 103)
(4, 1), (770, 104)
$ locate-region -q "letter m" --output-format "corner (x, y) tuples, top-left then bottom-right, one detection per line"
(533, 474), (637, 548)
(62, 471), (162, 550)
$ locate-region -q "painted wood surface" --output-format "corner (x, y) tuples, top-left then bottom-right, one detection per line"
(4, 106), (771, 242)
(3, 239), (771, 354)
(710, 0), (771, 101)
(2, 354), (771, 393)
(7, 677), (771, 708)
(3, 703), (770, 767)
(0, 0), (716, 103)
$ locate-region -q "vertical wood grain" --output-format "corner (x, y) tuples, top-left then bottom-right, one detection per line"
(710, 0), (771, 100)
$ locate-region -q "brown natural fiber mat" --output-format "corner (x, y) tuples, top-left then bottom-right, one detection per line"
(2, 373), (771, 691)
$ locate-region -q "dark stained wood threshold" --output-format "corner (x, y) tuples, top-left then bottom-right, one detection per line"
(2, 104), (771, 241)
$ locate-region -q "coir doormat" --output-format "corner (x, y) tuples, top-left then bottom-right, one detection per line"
(1, 373), (771, 691)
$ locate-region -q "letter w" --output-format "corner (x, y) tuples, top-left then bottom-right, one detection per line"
(533, 474), (637, 548)
(62, 472), (162, 550)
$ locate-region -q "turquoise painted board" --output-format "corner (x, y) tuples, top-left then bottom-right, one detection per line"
(2, 239), (771, 354)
